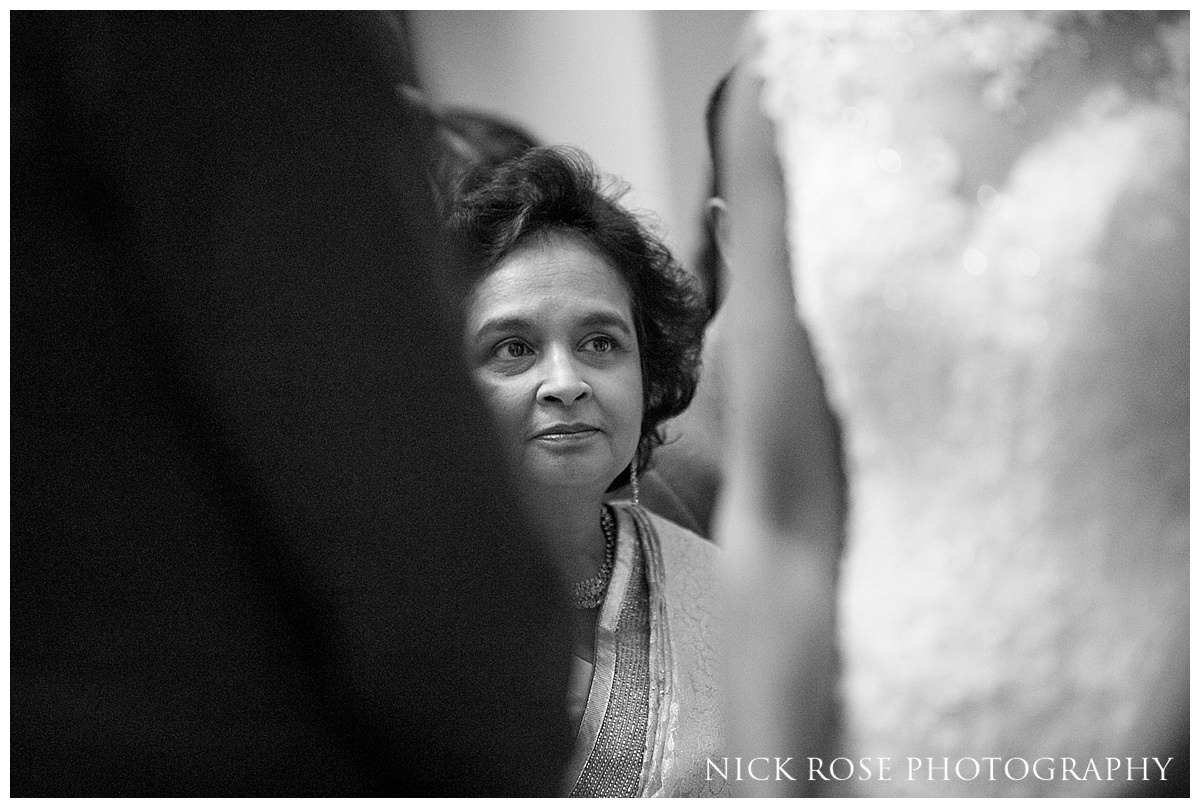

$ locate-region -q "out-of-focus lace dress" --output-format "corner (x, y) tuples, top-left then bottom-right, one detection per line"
(754, 10), (1188, 797)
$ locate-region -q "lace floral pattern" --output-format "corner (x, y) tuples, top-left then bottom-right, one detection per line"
(754, 11), (1188, 797)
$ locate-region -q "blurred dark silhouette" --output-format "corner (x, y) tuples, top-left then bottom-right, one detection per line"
(424, 105), (542, 216)
(441, 107), (541, 170)
(11, 11), (571, 796)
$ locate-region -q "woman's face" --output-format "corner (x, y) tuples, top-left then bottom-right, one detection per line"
(463, 232), (643, 497)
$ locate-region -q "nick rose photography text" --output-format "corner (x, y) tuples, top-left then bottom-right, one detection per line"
(705, 756), (1176, 783)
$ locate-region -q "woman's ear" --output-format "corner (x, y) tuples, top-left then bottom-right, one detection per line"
(705, 196), (731, 304)
(705, 196), (730, 264)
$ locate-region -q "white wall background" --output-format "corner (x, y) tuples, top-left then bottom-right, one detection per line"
(408, 10), (749, 271)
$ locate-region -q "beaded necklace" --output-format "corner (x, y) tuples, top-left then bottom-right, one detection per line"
(570, 506), (617, 609)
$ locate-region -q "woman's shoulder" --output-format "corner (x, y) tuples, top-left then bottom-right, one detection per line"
(654, 511), (720, 553)
(622, 503), (723, 566)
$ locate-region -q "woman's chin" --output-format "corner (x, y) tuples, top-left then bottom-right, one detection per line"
(521, 462), (619, 498)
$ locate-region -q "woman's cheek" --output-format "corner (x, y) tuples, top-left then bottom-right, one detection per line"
(478, 379), (528, 440)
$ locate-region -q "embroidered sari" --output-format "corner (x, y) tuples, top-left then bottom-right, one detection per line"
(563, 503), (730, 798)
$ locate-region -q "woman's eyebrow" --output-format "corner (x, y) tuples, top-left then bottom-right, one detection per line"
(471, 315), (535, 342)
(473, 310), (633, 340)
(579, 311), (634, 336)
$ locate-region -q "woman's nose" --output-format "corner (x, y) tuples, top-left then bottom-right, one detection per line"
(538, 350), (591, 405)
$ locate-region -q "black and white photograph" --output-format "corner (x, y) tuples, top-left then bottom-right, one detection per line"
(9, 9), (1189, 798)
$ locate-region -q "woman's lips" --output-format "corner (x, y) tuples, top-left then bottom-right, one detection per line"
(532, 425), (601, 443)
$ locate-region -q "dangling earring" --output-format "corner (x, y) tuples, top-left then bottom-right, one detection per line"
(630, 449), (641, 508)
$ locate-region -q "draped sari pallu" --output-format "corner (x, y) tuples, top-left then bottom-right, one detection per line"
(564, 503), (730, 798)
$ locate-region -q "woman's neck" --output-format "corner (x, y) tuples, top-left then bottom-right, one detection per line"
(523, 485), (609, 582)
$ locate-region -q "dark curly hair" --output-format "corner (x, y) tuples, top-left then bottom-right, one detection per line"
(446, 145), (706, 491)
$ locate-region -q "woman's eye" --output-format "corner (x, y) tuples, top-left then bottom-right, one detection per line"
(583, 336), (614, 353)
(494, 340), (532, 359)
